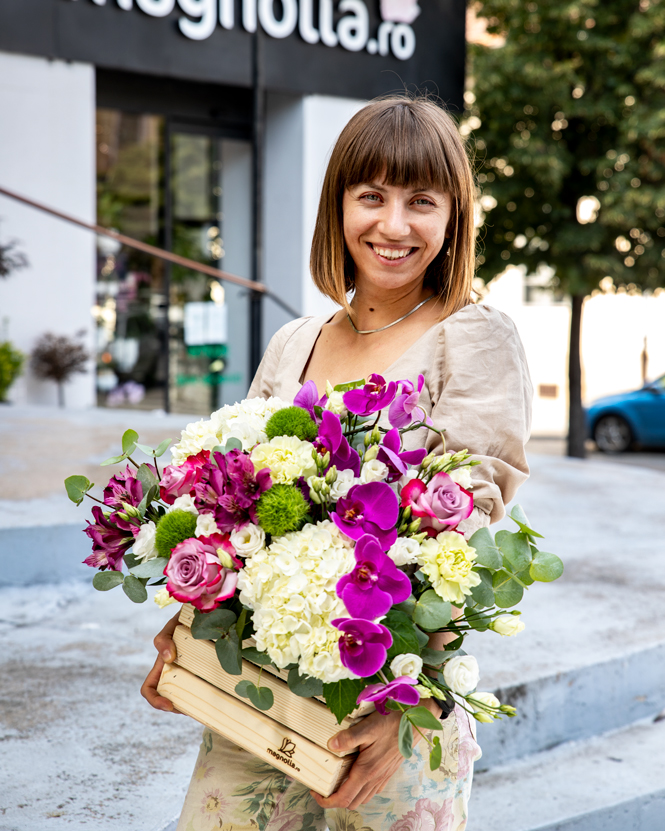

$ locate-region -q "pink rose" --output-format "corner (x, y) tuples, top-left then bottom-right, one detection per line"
(160, 450), (209, 504)
(400, 472), (473, 533)
(389, 798), (453, 831)
(165, 533), (241, 611)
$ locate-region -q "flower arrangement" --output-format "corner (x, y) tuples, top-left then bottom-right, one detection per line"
(66, 375), (563, 769)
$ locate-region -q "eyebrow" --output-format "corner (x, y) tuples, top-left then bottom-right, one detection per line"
(357, 182), (444, 196)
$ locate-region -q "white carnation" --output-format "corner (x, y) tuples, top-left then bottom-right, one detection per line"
(329, 469), (358, 501)
(443, 655), (480, 696)
(250, 435), (317, 484)
(448, 466), (474, 490)
(195, 513), (220, 538)
(390, 653), (423, 680)
(230, 524), (265, 558)
(171, 494), (199, 515)
(133, 521), (159, 563)
(360, 459), (389, 484)
(387, 537), (420, 566)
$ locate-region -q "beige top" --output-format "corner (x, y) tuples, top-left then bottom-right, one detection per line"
(248, 303), (533, 536)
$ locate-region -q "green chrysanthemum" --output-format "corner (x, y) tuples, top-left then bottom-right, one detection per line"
(265, 406), (318, 442)
(155, 509), (198, 558)
(255, 484), (309, 538)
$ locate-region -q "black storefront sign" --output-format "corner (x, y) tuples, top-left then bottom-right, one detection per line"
(0, 0), (465, 105)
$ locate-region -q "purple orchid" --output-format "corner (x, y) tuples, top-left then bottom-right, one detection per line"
(103, 465), (144, 511)
(316, 410), (361, 475)
(337, 534), (411, 619)
(343, 374), (398, 417)
(332, 481), (399, 549)
(388, 375), (432, 428)
(83, 505), (134, 571)
(294, 380), (326, 421)
(332, 618), (393, 677)
(377, 428), (428, 483)
(356, 677), (421, 715)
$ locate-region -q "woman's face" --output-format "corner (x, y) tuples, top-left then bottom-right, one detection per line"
(342, 178), (451, 295)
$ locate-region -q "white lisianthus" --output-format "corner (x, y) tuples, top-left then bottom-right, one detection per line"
(417, 532), (481, 604)
(251, 436), (317, 484)
(154, 587), (177, 609)
(237, 520), (356, 682)
(448, 466), (474, 490)
(443, 655), (480, 696)
(360, 459), (389, 484)
(133, 520), (159, 563)
(390, 653), (423, 680)
(216, 547), (236, 569)
(490, 615), (525, 637)
(415, 684), (433, 699)
(469, 691), (500, 722)
(230, 524), (265, 558)
(387, 536), (420, 566)
(330, 469), (358, 501)
(324, 390), (347, 417)
(195, 513), (220, 538)
(172, 494), (199, 515)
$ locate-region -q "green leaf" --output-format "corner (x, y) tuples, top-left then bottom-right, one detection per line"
(124, 552), (141, 571)
(64, 475), (93, 506)
(122, 429), (138, 455)
(464, 609), (492, 631)
(129, 557), (168, 579)
(234, 679), (254, 699)
(136, 443), (155, 456)
(92, 571), (124, 591)
(496, 531), (532, 574)
(413, 590), (452, 631)
(122, 574), (148, 603)
(492, 571), (524, 608)
(384, 610), (421, 662)
(288, 668), (324, 698)
(215, 632), (243, 675)
(420, 647), (448, 668)
(470, 568), (495, 608)
(224, 438), (243, 453)
(248, 685), (274, 711)
(137, 484), (158, 519)
(100, 454), (126, 467)
(414, 626), (430, 648)
(407, 705), (443, 731)
(393, 597), (416, 616)
(468, 527), (503, 570)
(154, 438), (172, 458)
(398, 713), (413, 758)
(323, 678), (366, 724)
(530, 550), (564, 582)
(429, 735), (442, 770)
(509, 505), (544, 539)
(242, 646), (274, 666)
(235, 607), (248, 642)
(333, 378), (365, 393)
(191, 608), (237, 640)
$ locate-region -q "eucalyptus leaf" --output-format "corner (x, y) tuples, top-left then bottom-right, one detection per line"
(130, 557), (169, 579)
(414, 626), (430, 648)
(215, 632), (243, 675)
(393, 597), (416, 617)
(468, 527), (503, 570)
(288, 668), (324, 697)
(509, 504), (544, 538)
(224, 438), (243, 453)
(234, 679), (254, 699)
(530, 550), (564, 582)
(100, 454), (126, 467)
(429, 736), (442, 770)
(248, 685), (274, 711)
(122, 574), (148, 603)
(242, 646), (274, 666)
(496, 531), (532, 574)
(92, 571), (124, 591)
(464, 611), (492, 632)
(192, 608), (237, 640)
(492, 571), (524, 608)
(124, 552), (141, 571)
(154, 438), (172, 458)
(64, 475), (93, 506)
(407, 706), (443, 731)
(235, 607), (248, 642)
(136, 443), (155, 456)
(470, 568), (495, 608)
(413, 590), (452, 630)
(136, 463), (159, 496)
(122, 429), (138, 455)
(420, 647), (448, 668)
(398, 713), (413, 759)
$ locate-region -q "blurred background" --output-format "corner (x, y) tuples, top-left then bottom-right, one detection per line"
(0, 2), (664, 830)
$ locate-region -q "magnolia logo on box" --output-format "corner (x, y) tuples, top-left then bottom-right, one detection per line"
(278, 737), (296, 758)
(267, 736), (301, 770)
(77, 0), (417, 60)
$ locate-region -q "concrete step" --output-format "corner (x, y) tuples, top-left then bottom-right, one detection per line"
(470, 716), (665, 831)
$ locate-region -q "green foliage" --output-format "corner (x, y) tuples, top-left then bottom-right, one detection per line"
(323, 677), (366, 724)
(255, 484), (309, 538)
(413, 590), (452, 631)
(0, 341), (24, 401)
(122, 574), (148, 603)
(384, 609), (422, 662)
(265, 406), (318, 442)
(530, 549), (565, 582)
(287, 668), (324, 698)
(191, 607), (237, 640)
(242, 646), (274, 666)
(471, 0), (665, 296)
(64, 475), (93, 506)
(234, 679), (274, 710)
(92, 571), (124, 591)
(398, 712), (414, 758)
(129, 557), (169, 579)
(154, 509), (197, 558)
(215, 631), (242, 675)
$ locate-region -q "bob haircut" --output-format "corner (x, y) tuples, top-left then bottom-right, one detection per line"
(310, 95), (476, 319)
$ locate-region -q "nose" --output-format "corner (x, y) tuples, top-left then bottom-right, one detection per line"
(377, 198), (410, 240)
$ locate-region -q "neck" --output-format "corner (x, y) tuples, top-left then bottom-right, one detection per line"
(350, 280), (433, 331)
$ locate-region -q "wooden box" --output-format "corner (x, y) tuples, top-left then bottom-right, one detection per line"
(157, 605), (365, 797)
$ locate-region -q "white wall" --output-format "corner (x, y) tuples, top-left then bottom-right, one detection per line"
(0, 52), (96, 407)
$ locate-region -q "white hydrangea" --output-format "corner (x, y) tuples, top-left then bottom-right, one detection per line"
(237, 521), (357, 682)
(170, 396), (289, 464)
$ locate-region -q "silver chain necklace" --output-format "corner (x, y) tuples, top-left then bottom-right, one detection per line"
(346, 294), (435, 335)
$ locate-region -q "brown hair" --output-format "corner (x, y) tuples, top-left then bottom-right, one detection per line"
(310, 95), (476, 318)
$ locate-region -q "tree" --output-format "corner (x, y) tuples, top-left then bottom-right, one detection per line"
(468, 0), (665, 457)
(0, 238), (28, 279)
(31, 332), (89, 408)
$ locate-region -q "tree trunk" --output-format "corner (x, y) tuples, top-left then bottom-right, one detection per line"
(567, 294), (586, 458)
(57, 382), (65, 408)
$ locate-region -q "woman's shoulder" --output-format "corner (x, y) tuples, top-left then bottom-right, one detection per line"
(442, 301), (520, 340)
(265, 313), (332, 359)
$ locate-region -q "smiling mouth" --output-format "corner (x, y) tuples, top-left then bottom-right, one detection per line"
(369, 243), (416, 262)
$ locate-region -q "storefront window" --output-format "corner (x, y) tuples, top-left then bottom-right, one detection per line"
(95, 110), (252, 415)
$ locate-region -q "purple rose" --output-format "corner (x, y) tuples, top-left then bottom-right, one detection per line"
(83, 505), (134, 571)
(160, 450), (209, 505)
(165, 533), (241, 611)
(400, 472), (473, 532)
(377, 428), (428, 483)
(337, 534), (411, 619)
(103, 464), (143, 511)
(332, 481), (399, 549)
(343, 374), (398, 417)
(315, 410), (360, 475)
(388, 375), (431, 429)
(356, 677), (420, 715)
(332, 618), (393, 677)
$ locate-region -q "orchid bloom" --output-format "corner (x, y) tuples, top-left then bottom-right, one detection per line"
(332, 481), (399, 549)
(356, 677), (421, 715)
(332, 618), (393, 677)
(388, 375), (432, 428)
(376, 428), (428, 483)
(343, 374), (398, 417)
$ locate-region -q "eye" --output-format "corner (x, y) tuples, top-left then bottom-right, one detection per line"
(413, 197), (435, 206)
(360, 193), (382, 203)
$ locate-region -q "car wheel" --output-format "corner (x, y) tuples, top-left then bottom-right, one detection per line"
(593, 415), (633, 453)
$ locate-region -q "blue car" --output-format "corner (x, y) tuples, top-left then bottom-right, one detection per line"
(586, 373), (665, 452)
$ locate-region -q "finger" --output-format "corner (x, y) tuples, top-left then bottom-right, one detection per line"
(328, 713), (386, 753)
(140, 656), (180, 713)
(310, 760), (369, 809)
(153, 611), (180, 662)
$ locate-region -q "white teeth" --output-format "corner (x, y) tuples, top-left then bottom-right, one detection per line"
(372, 245), (412, 260)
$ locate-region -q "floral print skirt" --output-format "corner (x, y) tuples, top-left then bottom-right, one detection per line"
(175, 705), (481, 831)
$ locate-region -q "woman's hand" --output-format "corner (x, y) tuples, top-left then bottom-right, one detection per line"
(140, 612), (181, 713)
(310, 699), (440, 809)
